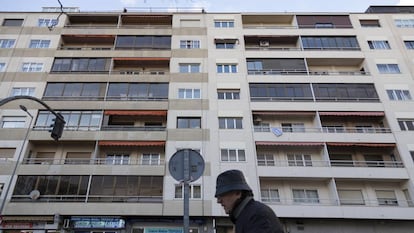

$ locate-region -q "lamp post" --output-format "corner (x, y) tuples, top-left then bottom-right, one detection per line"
(0, 105), (33, 215)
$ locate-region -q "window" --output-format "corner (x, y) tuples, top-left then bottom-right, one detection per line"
(142, 154), (161, 165)
(35, 110), (102, 131)
(249, 83), (313, 101)
(0, 39), (15, 48)
(175, 184), (201, 199)
(302, 36), (360, 50)
(281, 123), (305, 132)
(214, 20), (234, 28)
(287, 154), (312, 166)
(221, 149), (246, 162)
(315, 23), (334, 28)
(411, 151), (414, 162)
(2, 19), (24, 26)
(364, 154), (384, 167)
(107, 83), (168, 100)
(217, 89), (240, 100)
(106, 154), (130, 165)
(338, 190), (365, 205)
(0, 63), (6, 72)
(322, 124), (345, 133)
(292, 189), (319, 203)
(398, 119), (414, 131)
(403, 189), (413, 207)
(11, 87), (35, 96)
(180, 40), (200, 49)
(217, 64), (237, 73)
(360, 19), (380, 27)
(387, 89), (412, 101)
(330, 154), (354, 167)
(376, 190), (398, 206)
(29, 39), (51, 48)
(257, 154), (275, 166)
(179, 63), (200, 73)
(51, 58), (109, 72)
(1, 116), (26, 128)
(177, 117), (201, 128)
(261, 188), (280, 203)
(368, 40), (390, 50)
(254, 122), (270, 132)
(395, 19), (414, 28)
(404, 41), (414, 49)
(312, 83), (379, 102)
(44, 83), (105, 100)
(219, 117), (242, 129)
(215, 42), (236, 49)
(21, 63), (43, 72)
(178, 88), (200, 99)
(38, 18), (58, 27)
(115, 36), (171, 50)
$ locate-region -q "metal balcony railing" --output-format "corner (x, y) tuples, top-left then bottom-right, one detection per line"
(257, 159), (404, 168)
(101, 125), (166, 131)
(248, 69), (308, 75)
(11, 195), (162, 203)
(261, 197), (412, 207)
(22, 158), (165, 166)
(254, 126), (392, 134)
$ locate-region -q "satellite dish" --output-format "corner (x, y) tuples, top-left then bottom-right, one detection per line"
(29, 190), (40, 200)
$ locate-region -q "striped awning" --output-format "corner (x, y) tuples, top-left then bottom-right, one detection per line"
(104, 110), (167, 116)
(98, 141), (165, 147)
(326, 142), (395, 147)
(256, 141), (324, 146)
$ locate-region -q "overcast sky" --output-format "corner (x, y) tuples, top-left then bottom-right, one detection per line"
(2, 0), (414, 12)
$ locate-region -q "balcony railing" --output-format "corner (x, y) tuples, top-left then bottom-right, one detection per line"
(257, 159), (404, 168)
(101, 125), (166, 131)
(261, 197), (412, 207)
(309, 71), (370, 76)
(11, 195), (162, 203)
(111, 70), (168, 75)
(59, 47), (113, 50)
(245, 47), (301, 51)
(22, 158), (165, 166)
(254, 126), (392, 133)
(248, 69), (307, 75)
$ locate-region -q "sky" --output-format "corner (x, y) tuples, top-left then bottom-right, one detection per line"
(1, 0), (414, 13)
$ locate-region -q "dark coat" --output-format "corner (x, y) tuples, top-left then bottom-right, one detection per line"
(233, 198), (285, 233)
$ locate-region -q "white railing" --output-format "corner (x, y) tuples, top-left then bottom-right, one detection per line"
(262, 198), (412, 207)
(254, 126), (392, 134)
(257, 160), (404, 168)
(22, 158), (165, 166)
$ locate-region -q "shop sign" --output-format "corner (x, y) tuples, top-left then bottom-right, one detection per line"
(145, 228), (183, 233)
(71, 217), (125, 229)
(1, 222), (33, 229)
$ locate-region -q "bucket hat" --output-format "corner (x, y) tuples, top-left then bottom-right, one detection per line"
(215, 170), (252, 197)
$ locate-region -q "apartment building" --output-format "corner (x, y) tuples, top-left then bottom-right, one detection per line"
(0, 4), (414, 233)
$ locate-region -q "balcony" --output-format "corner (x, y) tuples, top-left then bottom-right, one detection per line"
(59, 35), (115, 51)
(307, 58), (368, 76)
(244, 36), (301, 51)
(65, 15), (119, 28)
(111, 57), (170, 77)
(102, 110), (167, 132)
(120, 15), (172, 28)
(242, 14), (296, 29)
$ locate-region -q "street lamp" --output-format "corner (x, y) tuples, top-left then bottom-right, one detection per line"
(0, 105), (33, 214)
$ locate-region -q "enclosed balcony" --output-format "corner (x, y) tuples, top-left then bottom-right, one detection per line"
(59, 35), (115, 50)
(242, 14), (295, 29)
(111, 57), (170, 75)
(120, 14), (172, 28)
(307, 58), (369, 76)
(296, 15), (353, 29)
(244, 36), (300, 51)
(66, 14), (119, 28)
(247, 58), (307, 75)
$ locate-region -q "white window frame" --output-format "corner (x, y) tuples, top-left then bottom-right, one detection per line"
(178, 88), (201, 99)
(292, 189), (320, 203)
(179, 40), (200, 49)
(287, 154), (312, 167)
(217, 89), (240, 100)
(368, 40), (390, 50)
(38, 18), (58, 27)
(376, 190), (398, 206)
(257, 153), (275, 166)
(22, 62), (43, 72)
(179, 63), (200, 73)
(105, 154), (130, 165)
(220, 149), (246, 162)
(261, 188), (280, 203)
(11, 87), (35, 97)
(219, 117), (243, 129)
(376, 64), (400, 74)
(214, 20), (234, 28)
(216, 64), (237, 73)
(29, 39), (51, 48)
(1, 116), (26, 128)
(386, 89), (412, 101)
(175, 184), (202, 199)
(141, 153), (161, 165)
(281, 123), (305, 132)
(398, 119), (414, 131)
(0, 39), (15, 48)
(395, 19), (414, 28)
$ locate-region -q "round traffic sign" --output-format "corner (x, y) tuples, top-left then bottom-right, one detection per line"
(169, 149), (205, 181)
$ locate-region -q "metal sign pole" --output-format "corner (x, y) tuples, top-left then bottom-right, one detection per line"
(183, 149), (190, 233)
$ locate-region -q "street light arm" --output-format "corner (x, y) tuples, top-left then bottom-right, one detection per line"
(0, 95), (65, 122)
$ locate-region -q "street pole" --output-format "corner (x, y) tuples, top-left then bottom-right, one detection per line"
(183, 149), (190, 233)
(0, 105), (33, 214)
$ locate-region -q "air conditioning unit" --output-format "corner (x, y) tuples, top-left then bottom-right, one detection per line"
(259, 40), (270, 47)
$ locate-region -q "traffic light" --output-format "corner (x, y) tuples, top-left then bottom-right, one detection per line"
(50, 113), (65, 141)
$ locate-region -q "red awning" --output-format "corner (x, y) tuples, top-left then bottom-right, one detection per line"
(256, 141), (324, 146)
(326, 142), (395, 147)
(318, 112), (385, 117)
(99, 141), (165, 147)
(253, 111), (315, 116)
(104, 110), (167, 116)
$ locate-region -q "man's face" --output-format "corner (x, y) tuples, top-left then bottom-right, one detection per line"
(216, 191), (241, 214)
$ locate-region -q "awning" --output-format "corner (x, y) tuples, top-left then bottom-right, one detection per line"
(319, 111), (385, 117)
(99, 141), (165, 147)
(104, 110), (167, 116)
(256, 141), (325, 146)
(1, 215), (54, 222)
(327, 142), (395, 147)
(214, 38), (239, 43)
(253, 111), (315, 116)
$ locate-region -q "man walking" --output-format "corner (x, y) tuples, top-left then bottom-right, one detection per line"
(215, 169), (285, 233)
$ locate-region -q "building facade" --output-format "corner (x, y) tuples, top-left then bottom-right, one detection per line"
(1, 5), (414, 233)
